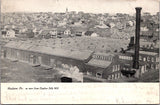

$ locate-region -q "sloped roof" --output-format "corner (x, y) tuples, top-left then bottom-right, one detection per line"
(87, 59), (112, 68)
(85, 31), (94, 36)
(4, 41), (93, 61)
(69, 26), (88, 34)
(18, 43), (33, 50)
(4, 41), (22, 49)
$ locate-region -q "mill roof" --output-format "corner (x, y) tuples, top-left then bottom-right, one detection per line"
(87, 59), (112, 68)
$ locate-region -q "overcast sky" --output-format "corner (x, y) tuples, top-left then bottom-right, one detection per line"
(1, 0), (159, 14)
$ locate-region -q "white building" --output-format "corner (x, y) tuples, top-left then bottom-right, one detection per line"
(3, 29), (15, 38)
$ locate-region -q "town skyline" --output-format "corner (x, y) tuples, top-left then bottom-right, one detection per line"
(1, 0), (159, 15)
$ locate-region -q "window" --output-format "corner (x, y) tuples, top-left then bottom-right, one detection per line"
(116, 65), (118, 71)
(144, 65), (147, 72)
(96, 55), (98, 59)
(156, 57), (159, 62)
(115, 74), (117, 79)
(156, 64), (159, 69)
(128, 57), (130, 60)
(110, 57), (112, 61)
(117, 73), (119, 78)
(118, 73), (120, 78)
(121, 73), (123, 77)
(112, 66), (115, 72)
(100, 56), (103, 60)
(102, 56), (104, 60)
(139, 56), (142, 60)
(112, 74), (114, 79)
(122, 56), (124, 59)
(104, 57), (107, 60)
(147, 56), (150, 61)
(146, 64), (151, 69)
(151, 57), (155, 62)
(151, 64), (154, 69)
(108, 75), (111, 80)
(143, 57), (146, 61)
(114, 65), (117, 71)
(117, 65), (120, 71)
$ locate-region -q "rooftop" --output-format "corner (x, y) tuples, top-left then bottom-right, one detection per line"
(126, 50), (158, 56)
(87, 59), (112, 68)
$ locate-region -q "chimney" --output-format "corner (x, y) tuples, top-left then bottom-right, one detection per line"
(133, 7), (142, 69)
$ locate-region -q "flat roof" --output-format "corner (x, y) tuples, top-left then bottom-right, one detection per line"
(126, 50), (158, 56)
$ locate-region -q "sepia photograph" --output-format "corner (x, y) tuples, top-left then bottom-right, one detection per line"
(0, 0), (159, 83)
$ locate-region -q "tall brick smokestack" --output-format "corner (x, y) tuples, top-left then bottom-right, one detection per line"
(133, 7), (142, 69)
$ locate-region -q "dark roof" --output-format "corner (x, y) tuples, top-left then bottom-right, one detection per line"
(85, 31), (94, 36)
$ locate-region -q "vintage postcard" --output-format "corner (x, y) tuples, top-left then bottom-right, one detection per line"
(0, 0), (159, 104)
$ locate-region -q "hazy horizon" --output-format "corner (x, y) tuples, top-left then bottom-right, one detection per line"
(1, 0), (159, 15)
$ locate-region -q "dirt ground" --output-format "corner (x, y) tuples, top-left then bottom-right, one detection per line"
(0, 59), (62, 82)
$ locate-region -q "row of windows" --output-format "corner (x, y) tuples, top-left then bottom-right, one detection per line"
(142, 44), (154, 49)
(119, 55), (158, 62)
(141, 64), (159, 74)
(141, 65), (147, 74)
(108, 73), (123, 80)
(119, 56), (133, 60)
(139, 56), (158, 62)
(93, 55), (113, 61)
(112, 65), (120, 72)
(122, 67), (131, 71)
(146, 63), (159, 70)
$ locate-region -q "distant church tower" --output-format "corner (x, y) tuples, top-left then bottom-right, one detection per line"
(65, 7), (69, 19)
(66, 8), (68, 14)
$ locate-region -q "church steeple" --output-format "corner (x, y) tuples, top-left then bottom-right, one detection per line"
(66, 7), (68, 13)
